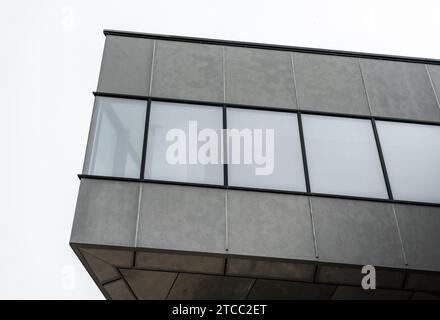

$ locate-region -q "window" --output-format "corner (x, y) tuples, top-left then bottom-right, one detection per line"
(145, 101), (224, 185)
(376, 121), (440, 203)
(227, 108), (306, 191)
(302, 115), (388, 198)
(83, 97), (147, 178)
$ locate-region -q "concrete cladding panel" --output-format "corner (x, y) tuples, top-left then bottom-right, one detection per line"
(97, 35), (154, 95)
(293, 53), (370, 115)
(427, 64), (440, 104)
(225, 47), (297, 109)
(151, 41), (224, 102)
(226, 257), (316, 282)
(227, 191), (316, 260)
(311, 197), (405, 268)
(137, 184), (226, 254)
(360, 59), (440, 121)
(167, 273), (253, 299)
(395, 204), (440, 271)
(247, 279), (335, 300)
(70, 179), (139, 247)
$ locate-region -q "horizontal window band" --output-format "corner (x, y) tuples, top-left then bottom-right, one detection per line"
(103, 29), (440, 66)
(77, 174), (440, 208)
(92, 91), (440, 127)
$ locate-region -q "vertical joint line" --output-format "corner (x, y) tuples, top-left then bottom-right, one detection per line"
(165, 273), (179, 300)
(425, 64), (440, 111)
(148, 40), (156, 96)
(225, 191), (229, 252)
(134, 184), (143, 249)
(223, 106), (228, 186)
(222, 47), (226, 103)
(290, 52), (300, 109)
(308, 197), (319, 259)
(297, 112), (311, 193)
(358, 58), (373, 116)
(371, 118), (393, 200)
(392, 203), (409, 267)
(140, 99), (151, 179)
(244, 279), (257, 300)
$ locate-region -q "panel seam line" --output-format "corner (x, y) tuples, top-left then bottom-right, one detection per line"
(392, 203), (408, 267)
(148, 40), (156, 96)
(358, 58), (373, 116)
(308, 197), (319, 259)
(290, 52), (300, 109)
(134, 184), (143, 249)
(425, 64), (440, 111)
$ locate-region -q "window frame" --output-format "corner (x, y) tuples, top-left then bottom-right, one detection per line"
(79, 92), (440, 207)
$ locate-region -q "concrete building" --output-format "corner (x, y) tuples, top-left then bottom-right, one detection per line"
(70, 30), (440, 300)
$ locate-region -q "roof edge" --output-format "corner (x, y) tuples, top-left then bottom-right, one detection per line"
(104, 29), (440, 65)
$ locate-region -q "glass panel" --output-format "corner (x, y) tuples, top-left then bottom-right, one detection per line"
(227, 108), (306, 191)
(145, 101), (223, 185)
(302, 115), (388, 198)
(84, 97), (147, 178)
(376, 121), (440, 203)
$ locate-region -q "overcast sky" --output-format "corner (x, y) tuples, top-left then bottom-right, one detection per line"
(1, 0), (439, 299)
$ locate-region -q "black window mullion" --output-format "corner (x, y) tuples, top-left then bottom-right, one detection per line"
(371, 118), (394, 200)
(297, 112), (311, 193)
(139, 99), (152, 180)
(223, 105), (228, 186)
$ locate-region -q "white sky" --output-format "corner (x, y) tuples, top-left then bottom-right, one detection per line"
(1, 0), (439, 299)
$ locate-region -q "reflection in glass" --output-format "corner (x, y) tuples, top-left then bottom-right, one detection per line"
(145, 101), (224, 185)
(376, 121), (440, 203)
(227, 108), (306, 192)
(84, 97), (147, 178)
(302, 115), (388, 198)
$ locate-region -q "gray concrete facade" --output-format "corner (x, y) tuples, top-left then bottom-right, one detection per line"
(71, 31), (440, 299)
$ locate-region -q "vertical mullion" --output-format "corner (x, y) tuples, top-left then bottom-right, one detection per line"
(297, 112), (311, 193)
(371, 118), (393, 200)
(223, 105), (228, 186)
(139, 99), (152, 179)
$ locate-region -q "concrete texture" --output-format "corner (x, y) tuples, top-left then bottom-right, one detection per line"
(97, 35), (154, 95)
(135, 250), (225, 275)
(316, 264), (405, 289)
(225, 47), (296, 109)
(427, 64), (440, 105)
(151, 41), (223, 102)
(405, 272), (440, 293)
(395, 204), (440, 271)
(137, 184), (226, 253)
(227, 191), (315, 260)
(81, 247), (133, 268)
(120, 269), (177, 300)
(70, 179), (139, 247)
(80, 249), (120, 283)
(360, 59), (440, 121)
(73, 32), (440, 299)
(294, 53), (370, 115)
(311, 197), (405, 268)
(331, 286), (412, 300)
(226, 257), (315, 282)
(103, 279), (136, 300)
(247, 279), (335, 300)
(411, 292), (440, 300)
(167, 273), (254, 300)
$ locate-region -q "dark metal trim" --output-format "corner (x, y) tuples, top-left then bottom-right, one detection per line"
(103, 29), (440, 65)
(297, 112), (311, 193)
(86, 92), (440, 208)
(139, 99), (151, 179)
(77, 174), (440, 208)
(371, 118), (394, 200)
(222, 106), (228, 186)
(93, 91), (440, 127)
